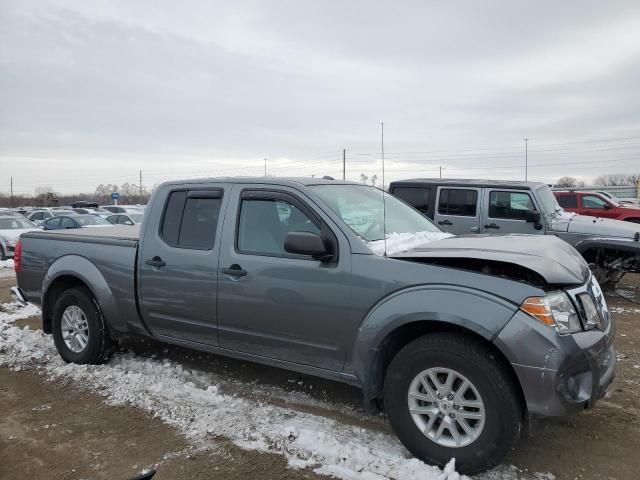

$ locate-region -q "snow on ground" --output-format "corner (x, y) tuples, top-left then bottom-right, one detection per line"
(0, 300), (545, 480)
(0, 259), (15, 278)
(0, 300), (40, 322)
(367, 231), (453, 256)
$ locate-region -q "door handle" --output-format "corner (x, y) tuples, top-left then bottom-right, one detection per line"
(470, 226), (479, 233)
(484, 223), (500, 230)
(145, 256), (166, 268)
(222, 264), (247, 277)
(438, 220), (452, 226)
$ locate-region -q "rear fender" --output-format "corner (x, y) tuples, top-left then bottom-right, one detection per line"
(42, 255), (125, 332)
(350, 285), (520, 407)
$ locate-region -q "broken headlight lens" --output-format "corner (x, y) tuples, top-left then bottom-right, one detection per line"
(521, 292), (582, 334)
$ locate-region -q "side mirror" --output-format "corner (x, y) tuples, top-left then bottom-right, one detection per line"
(603, 203), (611, 210)
(284, 231), (328, 259)
(524, 210), (541, 223)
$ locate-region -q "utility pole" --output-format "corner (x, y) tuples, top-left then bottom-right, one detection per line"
(139, 170), (142, 196)
(439, 166), (443, 179)
(10, 176), (14, 207)
(264, 158), (267, 176)
(524, 138), (529, 181)
(342, 149), (346, 180)
(381, 122), (385, 189)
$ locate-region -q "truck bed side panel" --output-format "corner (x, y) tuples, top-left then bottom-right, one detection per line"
(17, 231), (141, 334)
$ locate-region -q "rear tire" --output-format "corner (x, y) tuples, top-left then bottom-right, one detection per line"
(625, 218), (640, 224)
(383, 333), (522, 475)
(52, 287), (115, 364)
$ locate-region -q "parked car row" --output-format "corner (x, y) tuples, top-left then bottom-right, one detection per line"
(0, 204), (145, 258)
(10, 176), (618, 474)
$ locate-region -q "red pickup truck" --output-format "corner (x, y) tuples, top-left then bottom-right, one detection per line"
(554, 191), (640, 223)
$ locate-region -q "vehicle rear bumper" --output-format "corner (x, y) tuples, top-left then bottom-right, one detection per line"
(495, 310), (616, 418)
(10, 286), (28, 305)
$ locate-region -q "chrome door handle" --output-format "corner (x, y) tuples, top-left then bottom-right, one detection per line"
(470, 227), (479, 233)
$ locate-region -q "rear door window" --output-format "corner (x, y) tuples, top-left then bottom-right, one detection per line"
(160, 190), (222, 250)
(488, 191), (535, 220)
(392, 187), (432, 215)
(557, 194), (578, 209)
(438, 188), (478, 216)
(60, 217), (76, 228)
(46, 217), (61, 228)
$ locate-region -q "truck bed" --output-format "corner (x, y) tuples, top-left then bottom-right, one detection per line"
(17, 225), (140, 335)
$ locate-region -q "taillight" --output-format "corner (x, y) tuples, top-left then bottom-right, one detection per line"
(14, 240), (22, 273)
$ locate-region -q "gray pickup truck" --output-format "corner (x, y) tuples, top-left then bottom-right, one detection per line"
(12, 178), (615, 474)
(389, 179), (640, 285)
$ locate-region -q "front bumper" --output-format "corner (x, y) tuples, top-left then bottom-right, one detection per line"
(495, 310), (616, 417)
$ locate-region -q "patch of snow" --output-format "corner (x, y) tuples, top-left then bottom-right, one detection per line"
(0, 259), (15, 278)
(0, 301), (40, 323)
(0, 301), (546, 480)
(367, 231), (453, 256)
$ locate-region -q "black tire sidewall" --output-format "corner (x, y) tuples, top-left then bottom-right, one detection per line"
(52, 288), (108, 364)
(384, 336), (521, 474)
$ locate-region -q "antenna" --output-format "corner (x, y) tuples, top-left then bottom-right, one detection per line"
(381, 122), (387, 257)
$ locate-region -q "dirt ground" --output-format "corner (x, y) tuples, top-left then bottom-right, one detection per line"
(1, 273), (639, 480)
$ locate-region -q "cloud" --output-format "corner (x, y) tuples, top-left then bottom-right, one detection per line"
(1, 0), (639, 193)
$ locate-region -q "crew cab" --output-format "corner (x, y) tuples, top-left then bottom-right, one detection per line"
(389, 179), (640, 285)
(554, 190), (640, 223)
(11, 178), (616, 474)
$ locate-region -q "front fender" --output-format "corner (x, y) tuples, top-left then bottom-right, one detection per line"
(43, 254), (126, 332)
(350, 285), (519, 406)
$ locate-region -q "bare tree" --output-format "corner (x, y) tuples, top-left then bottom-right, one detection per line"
(594, 174), (631, 186)
(555, 176), (577, 188)
(370, 174), (378, 186)
(360, 173), (369, 184)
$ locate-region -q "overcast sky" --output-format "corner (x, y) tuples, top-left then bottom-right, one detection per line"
(1, 0), (640, 194)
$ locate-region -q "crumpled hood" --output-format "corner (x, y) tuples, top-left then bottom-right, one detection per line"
(566, 214), (640, 239)
(389, 234), (589, 285)
(0, 228), (39, 245)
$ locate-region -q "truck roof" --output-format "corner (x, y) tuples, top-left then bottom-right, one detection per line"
(159, 177), (360, 188)
(388, 178), (548, 190)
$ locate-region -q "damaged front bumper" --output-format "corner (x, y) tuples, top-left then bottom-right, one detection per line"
(495, 309), (616, 417)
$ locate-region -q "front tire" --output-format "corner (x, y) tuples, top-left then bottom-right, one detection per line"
(52, 287), (115, 364)
(383, 333), (522, 475)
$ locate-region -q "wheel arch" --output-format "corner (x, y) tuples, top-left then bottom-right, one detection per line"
(42, 255), (124, 335)
(350, 285), (526, 414)
(361, 320), (526, 416)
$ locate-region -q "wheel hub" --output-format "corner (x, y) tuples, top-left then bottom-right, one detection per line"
(61, 305), (89, 353)
(407, 367), (485, 448)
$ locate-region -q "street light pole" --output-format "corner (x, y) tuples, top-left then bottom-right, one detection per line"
(264, 158), (267, 176)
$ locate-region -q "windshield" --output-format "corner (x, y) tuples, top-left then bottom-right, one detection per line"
(0, 217), (36, 229)
(536, 185), (564, 216)
(75, 215), (110, 226)
(311, 184), (441, 242)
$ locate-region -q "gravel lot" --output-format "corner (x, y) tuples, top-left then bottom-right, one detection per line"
(1, 271), (639, 480)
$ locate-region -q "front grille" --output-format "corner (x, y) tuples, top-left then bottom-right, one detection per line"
(567, 275), (610, 332)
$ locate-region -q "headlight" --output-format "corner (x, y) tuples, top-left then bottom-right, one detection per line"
(520, 292), (582, 334)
